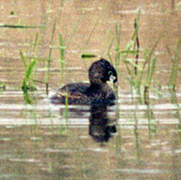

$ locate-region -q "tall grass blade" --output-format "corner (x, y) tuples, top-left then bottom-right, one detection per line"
(59, 34), (65, 71)
(133, 18), (140, 75)
(168, 36), (181, 90)
(0, 82), (6, 91)
(81, 54), (97, 59)
(19, 50), (27, 69)
(65, 89), (69, 129)
(45, 20), (56, 95)
(115, 24), (121, 74)
(58, 34), (66, 83)
(32, 32), (39, 54)
(145, 57), (157, 87)
(143, 57), (157, 104)
(21, 59), (37, 92)
(131, 9), (141, 41)
(107, 36), (115, 63)
(0, 24), (44, 29)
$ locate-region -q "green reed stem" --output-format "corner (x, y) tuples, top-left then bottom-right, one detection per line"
(20, 53), (37, 104)
(21, 58), (37, 92)
(45, 20), (56, 95)
(58, 33), (66, 83)
(19, 50), (27, 69)
(140, 36), (161, 82)
(81, 54), (97, 59)
(32, 32), (39, 55)
(0, 82), (6, 91)
(0, 24), (44, 29)
(65, 89), (69, 129)
(144, 56), (157, 104)
(115, 24), (121, 74)
(107, 35), (115, 63)
(168, 36), (181, 90)
(20, 33), (42, 104)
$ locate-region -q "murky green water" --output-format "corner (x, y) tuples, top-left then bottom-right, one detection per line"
(0, 1), (181, 179)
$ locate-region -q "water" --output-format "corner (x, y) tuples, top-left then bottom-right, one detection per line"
(0, 0), (181, 179)
(0, 88), (180, 179)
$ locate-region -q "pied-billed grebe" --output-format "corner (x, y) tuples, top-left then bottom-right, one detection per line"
(50, 59), (117, 105)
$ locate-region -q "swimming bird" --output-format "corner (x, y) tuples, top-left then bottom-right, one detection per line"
(50, 58), (117, 105)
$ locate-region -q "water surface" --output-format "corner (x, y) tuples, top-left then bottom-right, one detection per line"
(0, 1), (181, 179)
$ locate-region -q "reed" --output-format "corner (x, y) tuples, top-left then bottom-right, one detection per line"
(107, 35), (115, 64)
(167, 36), (181, 141)
(45, 20), (56, 95)
(0, 24), (44, 29)
(0, 82), (6, 91)
(20, 54), (37, 104)
(20, 32), (41, 92)
(114, 103), (122, 153)
(146, 105), (157, 137)
(20, 33), (41, 103)
(114, 24), (121, 75)
(114, 10), (161, 104)
(168, 36), (181, 90)
(143, 55), (157, 105)
(64, 88), (69, 129)
(81, 54), (97, 59)
(133, 18), (140, 75)
(32, 33), (39, 55)
(65, 89), (69, 118)
(134, 126), (141, 161)
(21, 56), (37, 93)
(80, 10), (161, 105)
(58, 33), (66, 83)
(113, 11), (141, 94)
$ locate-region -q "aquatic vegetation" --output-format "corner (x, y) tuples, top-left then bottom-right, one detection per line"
(20, 33), (41, 104)
(142, 38), (160, 104)
(20, 50), (37, 104)
(21, 52), (37, 92)
(81, 54), (97, 59)
(45, 20), (56, 95)
(168, 36), (181, 91)
(168, 36), (181, 140)
(14, 9), (179, 108)
(80, 10), (159, 104)
(0, 24), (44, 29)
(58, 33), (66, 83)
(0, 82), (6, 92)
(65, 89), (69, 125)
(113, 10), (162, 105)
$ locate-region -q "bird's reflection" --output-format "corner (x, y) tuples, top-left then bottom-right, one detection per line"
(89, 104), (117, 142)
(57, 103), (117, 143)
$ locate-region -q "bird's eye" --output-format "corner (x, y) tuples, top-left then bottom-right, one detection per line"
(108, 71), (113, 76)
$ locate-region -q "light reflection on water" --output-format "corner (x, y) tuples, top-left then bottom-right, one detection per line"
(0, 89), (181, 179)
(0, 90), (180, 128)
(0, 87), (179, 176)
